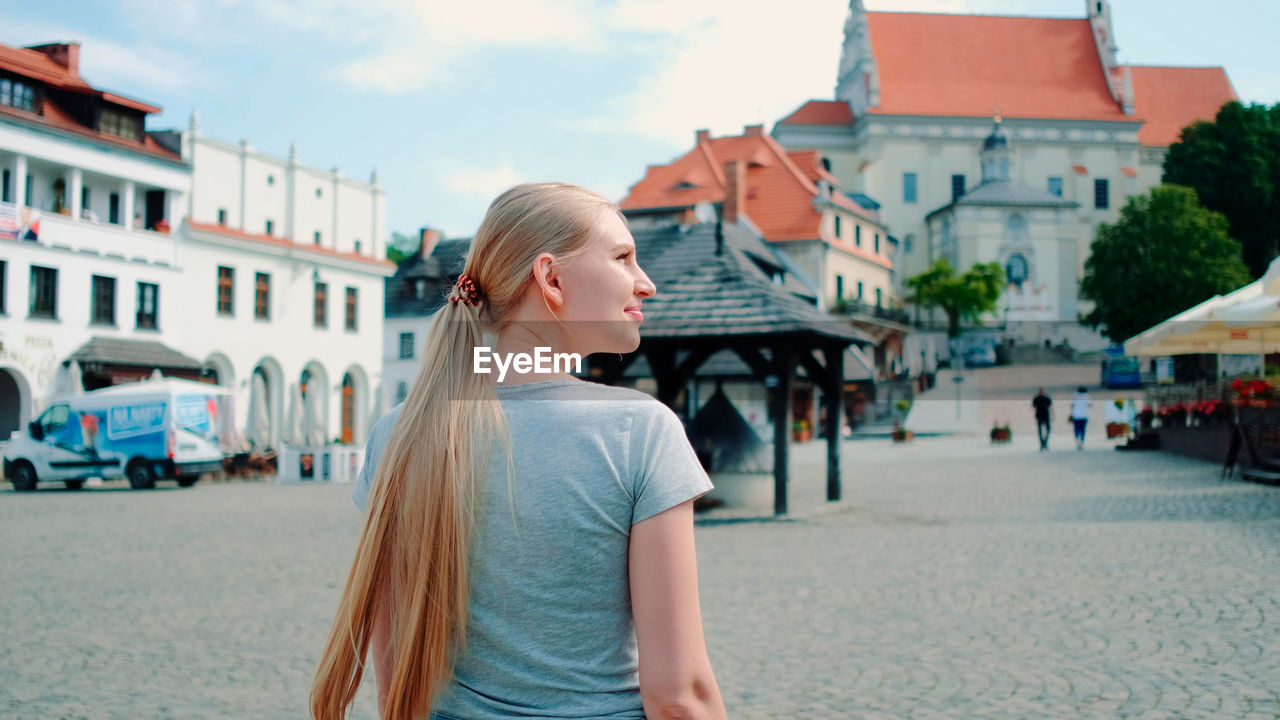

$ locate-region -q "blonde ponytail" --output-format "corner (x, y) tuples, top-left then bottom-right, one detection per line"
(311, 183), (621, 719)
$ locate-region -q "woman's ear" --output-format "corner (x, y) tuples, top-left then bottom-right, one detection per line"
(533, 253), (565, 308)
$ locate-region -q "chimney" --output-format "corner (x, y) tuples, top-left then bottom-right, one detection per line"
(722, 160), (745, 225)
(695, 128), (711, 145)
(419, 227), (442, 257)
(742, 124), (764, 137)
(27, 43), (80, 75)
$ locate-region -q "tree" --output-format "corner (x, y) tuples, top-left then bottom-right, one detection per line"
(1080, 184), (1252, 342)
(905, 258), (1005, 338)
(1163, 101), (1280, 277)
(386, 231), (418, 265)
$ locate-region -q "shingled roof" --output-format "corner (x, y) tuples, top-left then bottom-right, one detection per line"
(69, 337), (203, 370)
(634, 221), (873, 344)
(385, 237), (471, 318)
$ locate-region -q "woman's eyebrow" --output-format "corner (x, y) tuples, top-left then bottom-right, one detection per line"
(612, 243), (635, 252)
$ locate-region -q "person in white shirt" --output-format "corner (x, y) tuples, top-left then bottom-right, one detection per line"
(1070, 386), (1091, 450)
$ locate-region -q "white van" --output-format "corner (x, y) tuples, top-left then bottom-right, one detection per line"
(4, 379), (234, 491)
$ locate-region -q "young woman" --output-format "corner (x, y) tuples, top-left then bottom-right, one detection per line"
(311, 183), (727, 720)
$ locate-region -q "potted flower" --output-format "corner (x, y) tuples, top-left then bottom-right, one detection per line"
(989, 422), (1011, 444)
(153, 218), (172, 234)
(1231, 377), (1276, 408)
(1157, 403), (1188, 428)
(891, 421), (913, 444)
(1138, 406), (1155, 430)
(792, 418), (811, 443)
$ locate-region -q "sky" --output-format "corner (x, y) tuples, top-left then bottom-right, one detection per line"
(3, 0), (1277, 244)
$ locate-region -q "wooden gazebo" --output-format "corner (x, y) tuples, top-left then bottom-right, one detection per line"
(592, 220), (873, 515)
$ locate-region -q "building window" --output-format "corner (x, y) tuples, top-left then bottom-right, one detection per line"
(856, 281), (864, 300)
(217, 266), (234, 316)
(2, 169), (8, 203)
(29, 266), (57, 319)
(833, 215), (842, 239)
(1094, 178), (1109, 209)
(0, 260), (6, 314)
(855, 225), (862, 247)
(345, 287), (357, 331)
(0, 77), (36, 112)
(267, 174), (275, 186)
(399, 332), (415, 360)
(255, 272), (270, 320)
(99, 109), (143, 141)
(951, 174), (966, 201)
(137, 282), (158, 329)
(835, 274), (844, 303)
(265, 219), (274, 236)
(903, 172), (917, 204)
(316, 187), (323, 198)
(874, 233), (880, 254)
(875, 288), (882, 307)
(314, 281), (328, 328)
(395, 381), (408, 404)
(354, 239), (362, 254)
(1048, 177), (1063, 197)
(314, 231), (322, 245)
(217, 208), (228, 225)
(109, 192), (120, 224)
(81, 187), (90, 214)
(91, 275), (116, 325)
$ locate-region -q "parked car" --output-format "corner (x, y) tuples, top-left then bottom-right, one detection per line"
(3, 379), (233, 491)
(963, 344), (998, 367)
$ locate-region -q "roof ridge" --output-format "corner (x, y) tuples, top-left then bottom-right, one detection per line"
(761, 134), (817, 195)
(697, 139), (726, 187)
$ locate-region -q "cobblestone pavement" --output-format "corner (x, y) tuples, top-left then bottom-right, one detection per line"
(3, 438), (1279, 719)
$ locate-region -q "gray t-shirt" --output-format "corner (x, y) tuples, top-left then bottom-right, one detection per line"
(352, 378), (713, 719)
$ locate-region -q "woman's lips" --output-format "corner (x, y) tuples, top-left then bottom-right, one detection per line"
(624, 308), (644, 321)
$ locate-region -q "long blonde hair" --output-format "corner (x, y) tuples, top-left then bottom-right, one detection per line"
(311, 183), (621, 720)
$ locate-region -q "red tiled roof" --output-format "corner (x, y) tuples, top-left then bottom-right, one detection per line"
(777, 100), (855, 127)
(865, 13), (1128, 121)
(621, 131), (889, 267)
(188, 221), (395, 269)
(0, 44), (160, 113)
(1128, 66), (1237, 147)
(0, 42), (176, 162)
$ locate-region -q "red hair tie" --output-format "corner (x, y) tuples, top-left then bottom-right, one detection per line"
(449, 273), (482, 306)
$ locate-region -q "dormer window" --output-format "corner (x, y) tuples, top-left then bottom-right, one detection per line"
(672, 181), (699, 191)
(100, 108), (142, 141)
(0, 77), (35, 112)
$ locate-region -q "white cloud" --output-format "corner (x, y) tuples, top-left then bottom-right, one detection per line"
(442, 164), (526, 197)
(587, 0), (849, 146)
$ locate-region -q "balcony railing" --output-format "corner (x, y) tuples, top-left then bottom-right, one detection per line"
(2, 201), (177, 266)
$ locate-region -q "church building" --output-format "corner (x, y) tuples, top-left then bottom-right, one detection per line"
(772, 0), (1238, 344)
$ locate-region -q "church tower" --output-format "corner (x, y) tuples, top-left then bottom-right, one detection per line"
(980, 112), (1013, 184)
(835, 0), (879, 115)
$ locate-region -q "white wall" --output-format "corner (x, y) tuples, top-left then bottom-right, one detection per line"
(187, 134), (384, 262)
(178, 223), (392, 448)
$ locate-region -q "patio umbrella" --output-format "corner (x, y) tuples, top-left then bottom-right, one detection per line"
(284, 382), (305, 446)
(305, 384), (326, 446)
(244, 372), (272, 451)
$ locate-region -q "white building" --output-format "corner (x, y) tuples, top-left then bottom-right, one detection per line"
(1, 42), (192, 441)
(772, 0), (1238, 345)
(1, 40), (395, 455)
(167, 112), (395, 449)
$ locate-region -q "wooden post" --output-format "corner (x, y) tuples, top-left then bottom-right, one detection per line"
(772, 344), (795, 516)
(823, 344), (843, 502)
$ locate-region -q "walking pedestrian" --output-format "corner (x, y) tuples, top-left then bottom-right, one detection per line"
(1032, 387), (1053, 451)
(313, 183), (727, 720)
(1070, 386), (1091, 450)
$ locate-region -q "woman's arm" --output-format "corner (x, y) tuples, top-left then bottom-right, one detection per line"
(630, 500), (727, 720)
(371, 600), (394, 717)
